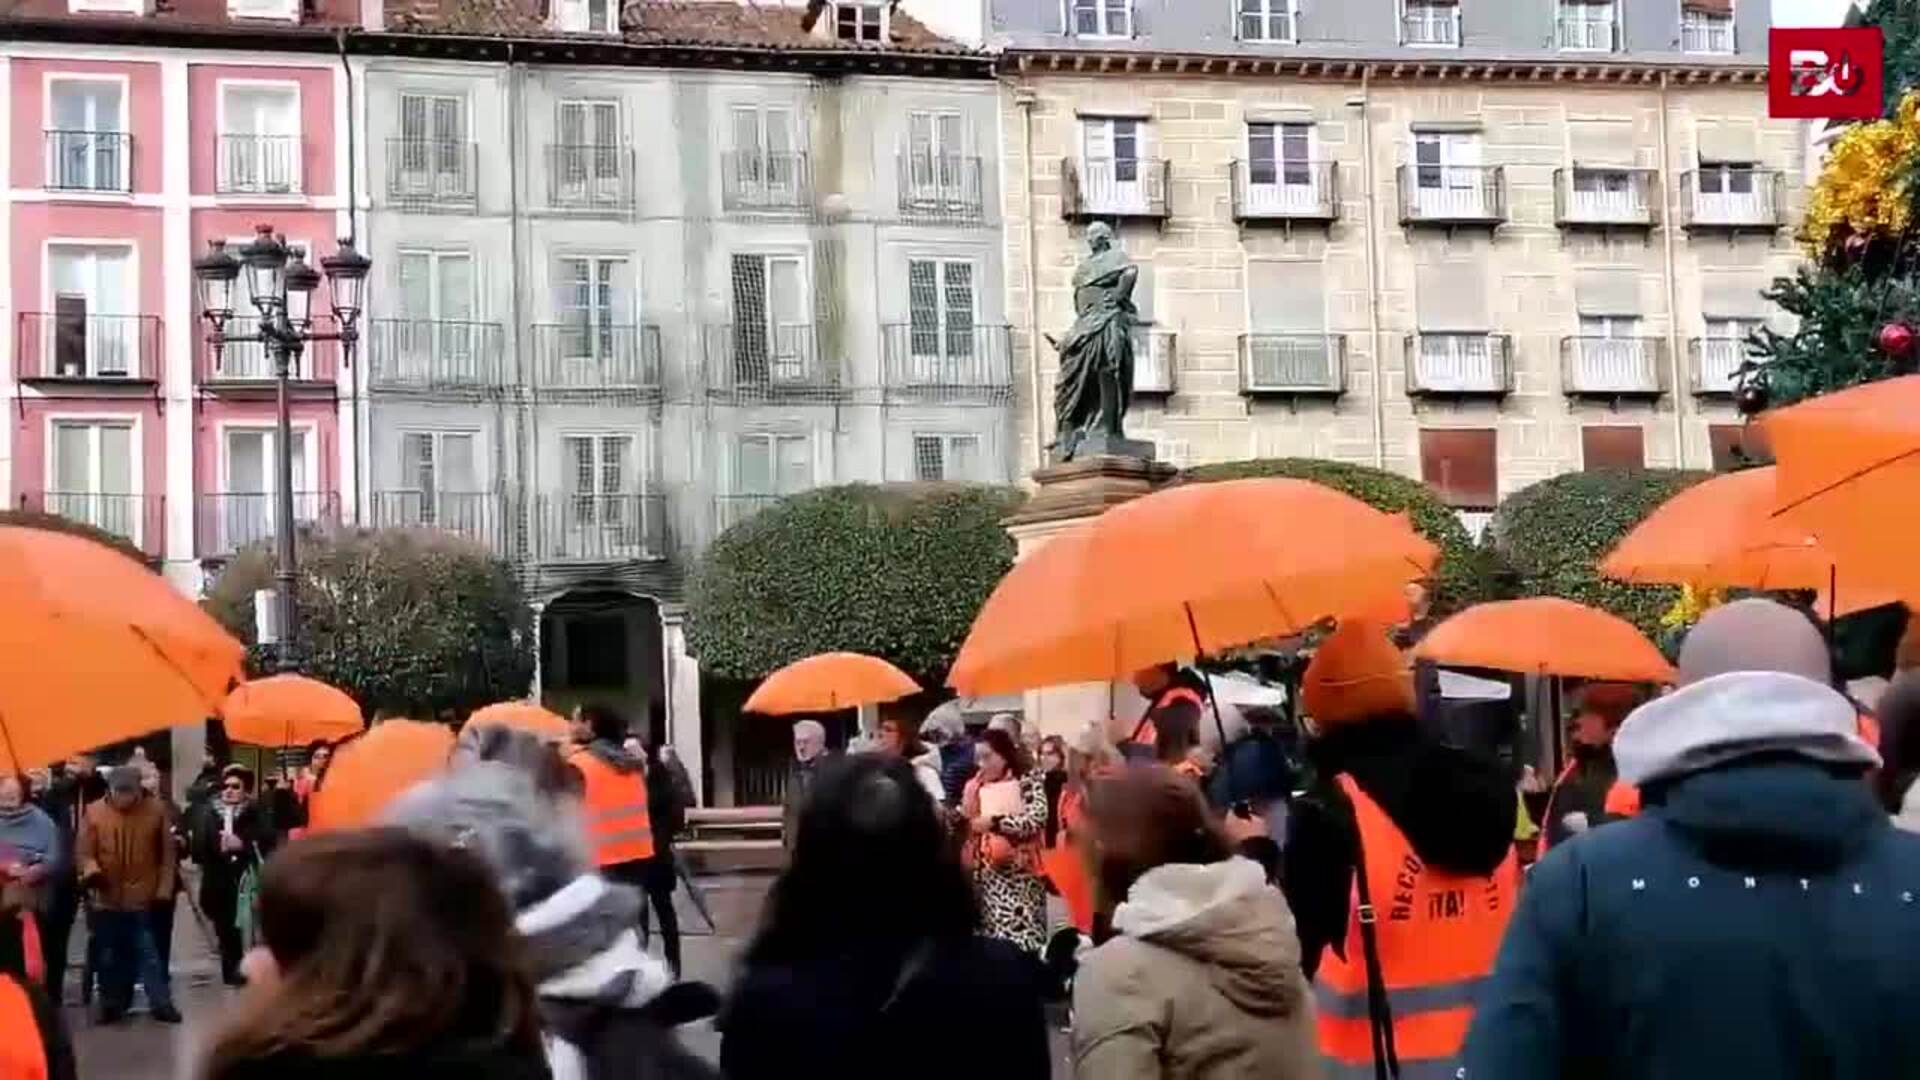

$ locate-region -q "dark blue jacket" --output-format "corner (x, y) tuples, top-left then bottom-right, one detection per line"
(1465, 757), (1920, 1079)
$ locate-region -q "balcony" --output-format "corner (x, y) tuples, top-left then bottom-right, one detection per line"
(531, 493), (668, 563)
(1680, 169), (1784, 232)
(529, 323), (663, 396)
(898, 154), (986, 222)
(881, 324), (1012, 399)
(704, 324), (836, 398)
(1555, 15), (1617, 51)
(721, 151), (813, 214)
(200, 317), (339, 392)
(715, 494), (783, 536)
(15, 312), (161, 384)
(1682, 16), (1735, 54)
(1554, 168), (1658, 229)
(217, 134), (303, 197)
(546, 144), (636, 213)
(1690, 337), (1749, 396)
(45, 130), (131, 194)
(1062, 157), (1171, 222)
(1239, 334), (1347, 397)
(1405, 332), (1513, 398)
(1132, 327), (1178, 396)
(386, 138), (478, 211)
(1398, 166), (1506, 227)
(367, 319), (507, 393)
(195, 491), (341, 559)
(1560, 336), (1668, 398)
(16, 491), (163, 559)
(1231, 161), (1339, 224)
(368, 490), (514, 558)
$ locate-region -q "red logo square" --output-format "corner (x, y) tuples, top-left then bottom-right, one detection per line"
(1770, 27), (1884, 121)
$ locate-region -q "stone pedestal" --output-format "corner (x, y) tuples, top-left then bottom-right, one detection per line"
(1004, 454), (1177, 742)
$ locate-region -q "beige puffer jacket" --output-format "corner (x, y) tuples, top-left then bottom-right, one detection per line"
(1072, 856), (1321, 1080)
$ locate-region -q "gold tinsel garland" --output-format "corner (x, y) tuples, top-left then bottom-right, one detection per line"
(1801, 91), (1920, 256)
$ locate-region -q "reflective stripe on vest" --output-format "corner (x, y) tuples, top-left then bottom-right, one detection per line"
(570, 750), (655, 867)
(1314, 774), (1516, 1076)
(0, 974), (48, 1080)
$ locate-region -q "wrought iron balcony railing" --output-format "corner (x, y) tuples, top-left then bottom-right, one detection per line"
(721, 151), (813, 213)
(196, 491), (341, 558)
(1398, 165), (1507, 226)
(1239, 334), (1347, 396)
(45, 130), (131, 193)
(200, 315), (339, 387)
(1680, 169), (1784, 231)
(531, 493), (668, 563)
(881, 324), (1012, 396)
(897, 153), (986, 221)
(15, 312), (161, 383)
(546, 143), (636, 212)
(217, 134), (303, 196)
(1231, 160), (1339, 223)
(1689, 337), (1749, 396)
(530, 323), (663, 394)
(1405, 332), (1514, 397)
(704, 324), (832, 395)
(714, 494), (784, 536)
(1132, 327), (1178, 395)
(386, 138), (478, 209)
(368, 490), (515, 557)
(1553, 167), (1658, 228)
(366, 318), (507, 391)
(17, 491), (164, 558)
(1062, 157), (1171, 221)
(1560, 336), (1669, 397)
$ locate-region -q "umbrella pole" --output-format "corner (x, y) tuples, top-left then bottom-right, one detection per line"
(1183, 604), (1235, 803)
(0, 711), (18, 776)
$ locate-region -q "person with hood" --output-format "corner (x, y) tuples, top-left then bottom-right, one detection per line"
(77, 765), (179, 1024)
(1538, 682), (1641, 852)
(876, 715), (946, 807)
(0, 774), (59, 979)
(568, 705), (676, 972)
(1465, 597), (1920, 1078)
(1071, 765), (1318, 1080)
(1283, 619), (1516, 1077)
(385, 758), (717, 1080)
(722, 754), (1049, 1080)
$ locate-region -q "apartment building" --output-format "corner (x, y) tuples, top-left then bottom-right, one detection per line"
(994, 0), (1794, 519)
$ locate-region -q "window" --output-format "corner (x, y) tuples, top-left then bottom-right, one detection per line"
(1681, 0), (1734, 54)
(1413, 131), (1486, 216)
(907, 111), (966, 198)
(50, 420), (137, 539)
(730, 105), (801, 201)
(736, 433), (812, 495)
(1709, 423), (1771, 472)
(399, 431), (478, 527)
(1248, 122), (1312, 187)
(46, 244), (134, 379)
(913, 434), (982, 482)
(732, 253), (811, 381)
(1239, 0), (1295, 42)
(220, 426), (314, 551)
(46, 78), (127, 193)
(556, 255), (633, 363)
(1401, 0), (1459, 45)
(1694, 161), (1766, 223)
(1419, 428), (1497, 509)
(1557, 0), (1615, 50)
(218, 83), (300, 195)
(1573, 315), (1650, 391)
(1081, 117), (1148, 212)
(1698, 316), (1761, 393)
(396, 250), (476, 379)
(1071, 0), (1132, 37)
(1568, 167), (1645, 220)
(1582, 426), (1645, 470)
(397, 94), (468, 194)
(555, 100), (622, 199)
(1696, 161), (1756, 196)
(1578, 314), (1640, 339)
(907, 258), (977, 364)
(552, 0), (616, 33)
(835, 3), (886, 41)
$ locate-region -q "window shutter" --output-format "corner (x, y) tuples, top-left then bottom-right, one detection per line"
(442, 434), (477, 491)
(1581, 426), (1646, 470)
(1247, 260), (1325, 332)
(1419, 428), (1498, 509)
(400, 95), (428, 144)
(1574, 269), (1641, 316)
(1415, 263), (1489, 331)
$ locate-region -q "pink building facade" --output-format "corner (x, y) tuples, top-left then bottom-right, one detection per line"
(2, 33), (351, 589)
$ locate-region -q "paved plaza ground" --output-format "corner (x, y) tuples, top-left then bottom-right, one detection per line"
(69, 872), (1077, 1078)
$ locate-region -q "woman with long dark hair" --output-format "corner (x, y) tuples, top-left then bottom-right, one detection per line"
(198, 828), (548, 1080)
(962, 729), (1049, 957)
(721, 755), (1049, 1080)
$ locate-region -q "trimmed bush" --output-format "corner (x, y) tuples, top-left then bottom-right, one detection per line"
(687, 483), (1026, 682)
(1487, 469), (1711, 635)
(203, 526), (535, 716)
(0, 509), (149, 565)
(1180, 458), (1507, 614)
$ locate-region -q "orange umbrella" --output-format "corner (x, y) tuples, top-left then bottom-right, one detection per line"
(219, 674), (363, 748)
(466, 700), (570, 739)
(1766, 375), (1920, 590)
(1414, 598), (1675, 683)
(306, 720), (453, 831)
(0, 525), (245, 770)
(949, 479), (1437, 696)
(745, 653), (921, 715)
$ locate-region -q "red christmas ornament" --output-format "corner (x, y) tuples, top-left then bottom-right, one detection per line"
(1878, 321), (1917, 360)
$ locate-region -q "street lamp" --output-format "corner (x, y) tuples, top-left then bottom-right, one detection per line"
(195, 224), (371, 668)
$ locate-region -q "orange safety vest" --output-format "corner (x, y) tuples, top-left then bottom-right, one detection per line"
(569, 749), (655, 867)
(0, 974), (48, 1080)
(1603, 781), (1641, 816)
(1131, 685), (1207, 751)
(1315, 774), (1517, 1079)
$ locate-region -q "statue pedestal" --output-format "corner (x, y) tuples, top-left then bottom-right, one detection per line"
(1004, 454), (1178, 742)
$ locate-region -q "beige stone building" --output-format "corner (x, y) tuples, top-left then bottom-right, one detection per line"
(1000, 48), (1799, 515)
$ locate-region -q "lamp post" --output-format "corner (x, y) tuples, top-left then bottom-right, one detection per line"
(195, 224), (370, 669)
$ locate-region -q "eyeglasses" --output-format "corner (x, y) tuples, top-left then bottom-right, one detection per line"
(221, 782), (244, 791)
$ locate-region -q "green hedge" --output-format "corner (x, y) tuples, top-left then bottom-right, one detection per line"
(203, 526), (534, 717)
(1180, 458), (1507, 614)
(686, 483), (1026, 682)
(1487, 468), (1711, 635)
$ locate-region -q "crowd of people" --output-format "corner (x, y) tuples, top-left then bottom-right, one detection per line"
(9, 590), (1920, 1078)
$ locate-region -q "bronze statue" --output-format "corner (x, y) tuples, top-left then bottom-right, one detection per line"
(1048, 222), (1149, 463)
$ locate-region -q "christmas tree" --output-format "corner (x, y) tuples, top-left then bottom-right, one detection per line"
(1746, 0), (1920, 413)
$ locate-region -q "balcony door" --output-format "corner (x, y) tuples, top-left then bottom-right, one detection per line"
(46, 244), (133, 379)
(1413, 131), (1483, 218)
(220, 83), (300, 194)
(906, 258), (976, 381)
(47, 78), (125, 192)
(1082, 117), (1145, 213)
(397, 250), (475, 381)
(1575, 314), (1648, 391)
(730, 105), (800, 204)
(221, 427), (313, 553)
(1696, 162), (1761, 223)
(399, 431), (479, 532)
(1570, 167), (1643, 222)
(907, 111), (965, 206)
(50, 420), (137, 543)
(562, 434), (643, 556)
(731, 253), (811, 383)
(398, 94), (468, 196)
(556, 99), (621, 204)
(556, 255), (635, 384)
(729, 432), (810, 530)
(1246, 121), (1316, 215)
